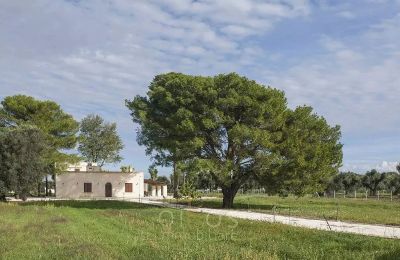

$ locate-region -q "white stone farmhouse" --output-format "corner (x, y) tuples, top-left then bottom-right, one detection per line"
(56, 162), (167, 199)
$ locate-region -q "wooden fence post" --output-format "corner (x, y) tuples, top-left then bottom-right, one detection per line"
(336, 203), (339, 221)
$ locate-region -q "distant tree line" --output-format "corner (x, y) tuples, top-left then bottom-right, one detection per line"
(326, 168), (400, 196)
(168, 166), (400, 198)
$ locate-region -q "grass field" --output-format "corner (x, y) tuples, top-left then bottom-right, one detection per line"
(171, 194), (400, 226)
(1, 200), (400, 259)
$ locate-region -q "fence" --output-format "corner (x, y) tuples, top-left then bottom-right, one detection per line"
(197, 188), (267, 195)
(196, 188), (400, 202)
(324, 190), (398, 201)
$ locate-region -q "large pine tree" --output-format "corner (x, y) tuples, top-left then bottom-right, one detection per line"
(127, 72), (343, 208)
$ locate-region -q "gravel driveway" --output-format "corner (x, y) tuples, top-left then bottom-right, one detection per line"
(142, 199), (400, 239)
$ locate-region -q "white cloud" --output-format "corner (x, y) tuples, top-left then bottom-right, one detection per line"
(221, 25), (259, 38)
(0, 0), (398, 172)
(342, 161), (399, 173)
(376, 161), (399, 172)
(263, 12), (400, 135)
(258, 12), (400, 172)
(0, 0), (312, 170)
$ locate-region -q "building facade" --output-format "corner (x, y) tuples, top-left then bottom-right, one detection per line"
(56, 163), (167, 199)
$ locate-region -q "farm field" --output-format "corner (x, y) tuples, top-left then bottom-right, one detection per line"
(1, 200), (400, 259)
(172, 194), (400, 226)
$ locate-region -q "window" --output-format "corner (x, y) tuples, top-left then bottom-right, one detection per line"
(125, 183), (133, 192)
(84, 183), (92, 193)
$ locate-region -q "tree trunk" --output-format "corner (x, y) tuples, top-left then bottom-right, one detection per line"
(222, 185), (240, 208)
(53, 174), (57, 197)
(20, 193), (27, 201)
(45, 175), (48, 196)
(173, 161), (179, 198)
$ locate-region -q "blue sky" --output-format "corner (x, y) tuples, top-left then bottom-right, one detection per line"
(1, 0), (399, 177)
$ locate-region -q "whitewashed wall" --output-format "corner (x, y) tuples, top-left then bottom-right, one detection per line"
(56, 172), (144, 199)
(143, 182), (168, 197)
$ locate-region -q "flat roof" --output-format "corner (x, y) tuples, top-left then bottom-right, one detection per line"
(144, 179), (166, 185)
(61, 171), (141, 174)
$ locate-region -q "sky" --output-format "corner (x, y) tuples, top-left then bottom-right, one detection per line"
(0, 0), (399, 177)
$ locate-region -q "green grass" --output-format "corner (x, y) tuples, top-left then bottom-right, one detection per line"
(1, 200), (400, 259)
(171, 194), (400, 226)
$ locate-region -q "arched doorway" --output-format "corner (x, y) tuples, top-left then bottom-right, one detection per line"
(105, 183), (112, 197)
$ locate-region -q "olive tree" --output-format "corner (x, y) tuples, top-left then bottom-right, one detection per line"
(0, 127), (47, 200)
